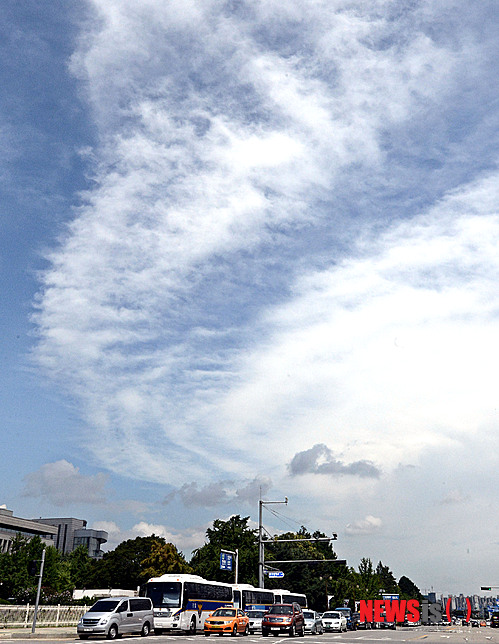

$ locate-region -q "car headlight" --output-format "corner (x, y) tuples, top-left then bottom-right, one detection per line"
(99, 618), (109, 625)
(173, 615), (180, 621)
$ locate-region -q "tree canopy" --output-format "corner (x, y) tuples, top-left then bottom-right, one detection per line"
(0, 516), (423, 610)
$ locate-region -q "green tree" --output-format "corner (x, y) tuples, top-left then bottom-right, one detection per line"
(66, 545), (95, 589)
(141, 541), (192, 581)
(190, 515), (258, 585)
(90, 535), (166, 589)
(398, 575), (422, 601)
(264, 527), (345, 612)
(376, 561), (398, 594)
(0, 534), (45, 602)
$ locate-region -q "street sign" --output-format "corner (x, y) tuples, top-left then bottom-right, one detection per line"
(220, 552), (233, 571)
(268, 571), (284, 579)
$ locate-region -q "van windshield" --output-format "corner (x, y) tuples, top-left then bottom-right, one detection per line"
(89, 600), (120, 613)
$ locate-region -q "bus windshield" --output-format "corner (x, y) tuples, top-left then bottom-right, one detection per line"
(146, 582), (182, 608)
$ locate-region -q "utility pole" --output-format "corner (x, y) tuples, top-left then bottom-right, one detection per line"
(258, 495), (288, 588)
(31, 548), (45, 634)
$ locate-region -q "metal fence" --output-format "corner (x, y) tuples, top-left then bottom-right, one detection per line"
(0, 604), (88, 629)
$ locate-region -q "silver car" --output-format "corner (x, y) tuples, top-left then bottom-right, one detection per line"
(245, 609), (267, 634)
(77, 597), (153, 640)
(303, 610), (324, 635)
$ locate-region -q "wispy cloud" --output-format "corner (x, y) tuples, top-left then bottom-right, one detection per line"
(31, 0), (499, 509)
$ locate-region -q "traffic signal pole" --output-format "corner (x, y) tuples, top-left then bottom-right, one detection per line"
(258, 496), (288, 588)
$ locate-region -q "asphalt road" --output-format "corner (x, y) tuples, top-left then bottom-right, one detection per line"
(3, 626), (499, 644)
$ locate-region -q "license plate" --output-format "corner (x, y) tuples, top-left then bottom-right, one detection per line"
(271, 627), (281, 631)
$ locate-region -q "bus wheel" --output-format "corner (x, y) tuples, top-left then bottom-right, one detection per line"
(189, 618), (196, 635)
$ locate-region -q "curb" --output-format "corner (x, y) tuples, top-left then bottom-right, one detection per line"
(0, 630), (76, 640)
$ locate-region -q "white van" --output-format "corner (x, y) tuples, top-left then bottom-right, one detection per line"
(77, 596), (153, 639)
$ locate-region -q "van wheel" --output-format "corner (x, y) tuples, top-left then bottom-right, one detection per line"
(107, 625), (118, 640)
(288, 625), (295, 637)
(141, 622), (150, 637)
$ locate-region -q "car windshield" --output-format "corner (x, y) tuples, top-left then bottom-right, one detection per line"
(268, 606), (293, 615)
(213, 609), (236, 617)
(303, 612), (314, 619)
(246, 611), (266, 618)
(89, 600), (120, 613)
(323, 612), (340, 619)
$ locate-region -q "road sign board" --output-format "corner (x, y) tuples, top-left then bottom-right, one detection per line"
(268, 571), (284, 579)
(220, 552), (233, 571)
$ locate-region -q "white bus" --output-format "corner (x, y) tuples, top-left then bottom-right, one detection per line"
(272, 589), (308, 608)
(143, 574), (233, 634)
(231, 584), (275, 612)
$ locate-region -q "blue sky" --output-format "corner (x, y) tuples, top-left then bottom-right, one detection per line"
(2, 0), (499, 595)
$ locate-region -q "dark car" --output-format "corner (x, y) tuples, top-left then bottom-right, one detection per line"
(491, 613), (499, 628)
(352, 612), (373, 629)
(262, 603), (305, 637)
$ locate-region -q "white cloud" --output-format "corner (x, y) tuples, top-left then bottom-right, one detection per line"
(345, 515), (382, 536)
(22, 460), (109, 506)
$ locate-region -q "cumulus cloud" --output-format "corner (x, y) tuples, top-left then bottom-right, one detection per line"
(22, 460), (108, 506)
(164, 476), (272, 507)
(345, 515), (382, 536)
(288, 444), (380, 478)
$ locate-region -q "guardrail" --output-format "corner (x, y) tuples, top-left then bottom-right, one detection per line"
(0, 605), (88, 629)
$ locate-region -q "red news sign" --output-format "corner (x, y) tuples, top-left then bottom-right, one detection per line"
(359, 600), (420, 623)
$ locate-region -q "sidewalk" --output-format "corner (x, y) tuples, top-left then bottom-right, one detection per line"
(0, 627), (76, 639)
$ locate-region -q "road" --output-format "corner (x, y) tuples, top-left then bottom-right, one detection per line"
(3, 626), (499, 644)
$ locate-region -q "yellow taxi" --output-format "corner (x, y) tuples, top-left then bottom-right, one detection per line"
(204, 607), (249, 636)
